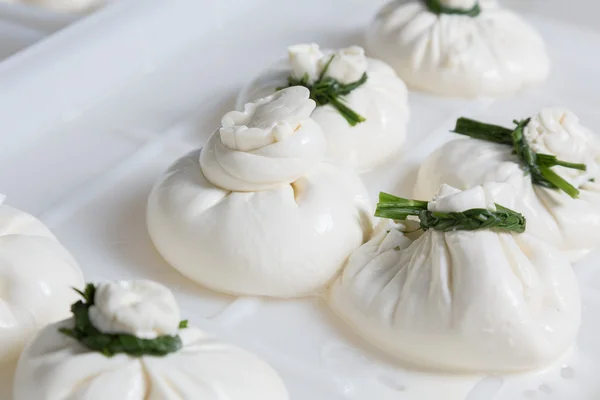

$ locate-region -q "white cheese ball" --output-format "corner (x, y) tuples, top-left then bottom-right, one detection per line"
(366, 0), (550, 97)
(329, 184), (581, 372)
(0, 198), (84, 362)
(148, 87), (373, 297)
(237, 44), (409, 172)
(14, 280), (289, 400)
(415, 107), (600, 261)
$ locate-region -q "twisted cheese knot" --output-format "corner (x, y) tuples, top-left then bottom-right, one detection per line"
(200, 87), (326, 192)
(288, 44), (368, 85)
(524, 107), (600, 186)
(88, 280), (180, 339)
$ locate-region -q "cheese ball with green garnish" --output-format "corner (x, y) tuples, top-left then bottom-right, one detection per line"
(330, 184), (580, 372)
(237, 44), (409, 172)
(415, 108), (600, 261)
(148, 87), (373, 298)
(14, 280), (289, 400)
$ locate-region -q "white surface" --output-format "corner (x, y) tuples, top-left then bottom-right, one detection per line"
(0, 0), (599, 399)
(0, 2), (77, 33)
(0, 18), (44, 59)
(0, 2), (85, 62)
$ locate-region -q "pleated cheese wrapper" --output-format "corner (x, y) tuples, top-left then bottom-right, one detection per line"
(147, 87), (373, 297)
(237, 44), (409, 172)
(329, 184), (581, 373)
(415, 107), (600, 261)
(366, 0), (550, 97)
(0, 195), (84, 364)
(14, 280), (289, 400)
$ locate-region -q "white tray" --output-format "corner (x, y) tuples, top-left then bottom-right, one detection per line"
(0, 1), (98, 62)
(0, 0), (599, 399)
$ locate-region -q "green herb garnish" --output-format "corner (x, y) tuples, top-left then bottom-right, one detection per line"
(425, 0), (481, 16)
(277, 55), (367, 126)
(453, 117), (587, 199)
(375, 192), (526, 233)
(59, 284), (186, 358)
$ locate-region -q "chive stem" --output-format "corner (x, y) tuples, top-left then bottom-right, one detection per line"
(375, 192), (526, 233)
(277, 56), (368, 126)
(452, 117), (587, 199)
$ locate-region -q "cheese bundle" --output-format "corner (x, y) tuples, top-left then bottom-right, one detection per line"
(366, 0), (550, 97)
(148, 87), (373, 297)
(415, 107), (600, 260)
(237, 44), (409, 171)
(14, 280), (289, 399)
(329, 184), (581, 372)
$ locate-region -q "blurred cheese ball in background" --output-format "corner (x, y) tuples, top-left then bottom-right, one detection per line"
(366, 0), (550, 97)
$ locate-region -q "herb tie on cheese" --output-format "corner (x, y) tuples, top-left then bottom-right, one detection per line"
(278, 54), (368, 127)
(375, 192), (526, 233)
(453, 117), (587, 198)
(59, 283), (188, 357)
(425, 0), (481, 17)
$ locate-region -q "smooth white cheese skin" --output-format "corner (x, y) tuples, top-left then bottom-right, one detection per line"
(329, 184), (581, 372)
(202, 87), (326, 192)
(415, 107), (600, 260)
(366, 0), (550, 98)
(148, 88), (373, 297)
(236, 44), (409, 172)
(88, 281), (180, 340)
(0, 199), (84, 362)
(14, 323), (289, 400)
